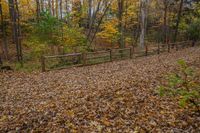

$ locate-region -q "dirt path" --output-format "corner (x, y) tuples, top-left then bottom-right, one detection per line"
(0, 47), (200, 132)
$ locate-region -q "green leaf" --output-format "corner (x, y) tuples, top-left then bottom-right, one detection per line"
(158, 86), (166, 97)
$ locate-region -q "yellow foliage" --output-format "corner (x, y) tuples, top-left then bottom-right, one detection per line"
(97, 19), (119, 44)
(1, 0), (9, 17)
(1, 0), (35, 21)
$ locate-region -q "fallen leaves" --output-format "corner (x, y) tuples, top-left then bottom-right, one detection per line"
(0, 47), (200, 132)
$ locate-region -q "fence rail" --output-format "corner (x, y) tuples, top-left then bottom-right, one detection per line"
(41, 41), (196, 72)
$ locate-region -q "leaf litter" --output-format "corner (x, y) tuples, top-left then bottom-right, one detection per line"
(0, 47), (200, 132)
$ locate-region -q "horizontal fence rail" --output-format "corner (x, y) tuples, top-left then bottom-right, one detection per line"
(41, 41), (197, 72)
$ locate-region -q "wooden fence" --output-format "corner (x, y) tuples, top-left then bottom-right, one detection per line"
(41, 41), (195, 72)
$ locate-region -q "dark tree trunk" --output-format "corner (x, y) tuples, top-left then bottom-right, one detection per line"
(52, 0), (55, 16)
(87, 0), (101, 39)
(118, 0), (125, 48)
(163, 1), (168, 44)
(60, 0), (63, 19)
(174, 0), (184, 42)
(15, 0), (22, 61)
(36, 0), (40, 22)
(8, 0), (22, 62)
(89, 1), (112, 48)
(0, 0), (9, 60)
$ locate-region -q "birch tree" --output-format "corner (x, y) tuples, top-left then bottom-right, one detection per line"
(139, 0), (149, 48)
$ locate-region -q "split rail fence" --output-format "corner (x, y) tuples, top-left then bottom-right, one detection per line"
(41, 41), (197, 72)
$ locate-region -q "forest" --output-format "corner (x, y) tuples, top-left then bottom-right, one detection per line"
(0, 0), (199, 70)
(0, 0), (200, 132)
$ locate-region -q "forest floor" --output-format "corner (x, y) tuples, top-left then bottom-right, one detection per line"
(0, 47), (200, 132)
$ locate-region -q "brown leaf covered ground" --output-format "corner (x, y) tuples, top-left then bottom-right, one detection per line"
(0, 47), (200, 132)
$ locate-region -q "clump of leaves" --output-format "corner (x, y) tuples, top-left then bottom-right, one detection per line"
(158, 60), (200, 113)
(97, 19), (120, 45)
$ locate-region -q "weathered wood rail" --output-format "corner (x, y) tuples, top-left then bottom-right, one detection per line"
(41, 41), (196, 72)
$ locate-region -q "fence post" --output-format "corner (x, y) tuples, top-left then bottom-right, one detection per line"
(110, 49), (113, 61)
(168, 43), (170, 53)
(157, 43), (160, 54)
(41, 56), (46, 72)
(130, 47), (133, 59)
(145, 45), (148, 56)
(182, 42), (184, 49)
(176, 43), (178, 51)
(186, 42), (189, 48)
(82, 53), (87, 66)
(192, 41), (195, 47)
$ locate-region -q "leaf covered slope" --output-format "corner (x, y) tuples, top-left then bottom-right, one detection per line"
(0, 47), (200, 132)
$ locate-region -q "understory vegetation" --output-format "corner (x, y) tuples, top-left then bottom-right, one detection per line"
(158, 59), (200, 113)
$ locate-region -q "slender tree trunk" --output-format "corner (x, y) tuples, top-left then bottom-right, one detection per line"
(87, 0), (101, 39)
(0, 0), (9, 60)
(60, 0), (63, 20)
(88, 0), (92, 29)
(56, 0), (58, 18)
(163, 1), (168, 44)
(36, 0), (40, 22)
(140, 0), (148, 49)
(8, 0), (22, 62)
(78, 0), (83, 27)
(65, 0), (68, 22)
(52, 0), (55, 16)
(124, 0), (128, 46)
(118, 0), (125, 48)
(174, 0), (184, 42)
(48, 0), (52, 15)
(60, 0), (64, 41)
(40, 0), (44, 12)
(15, 0), (22, 61)
(131, 2), (140, 47)
(8, 0), (15, 43)
(89, 1), (112, 48)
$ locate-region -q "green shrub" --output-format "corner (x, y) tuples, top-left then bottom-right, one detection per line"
(26, 11), (88, 58)
(187, 19), (200, 41)
(158, 60), (200, 113)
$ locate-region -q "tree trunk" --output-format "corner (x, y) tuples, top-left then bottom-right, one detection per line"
(60, 0), (63, 19)
(0, 0), (9, 60)
(163, 0), (168, 44)
(48, 0), (52, 15)
(15, 0), (23, 61)
(52, 0), (55, 16)
(118, 0), (125, 48)
(60, 0), (64, 40)
(40, 0), (44, 12)
(87, 0), (101, 39)
(8, 0), (22, 62)
(88, 0), (92, 29)
(56, 0), (58, 18)
(36, 0), (40, 22)
(174, 0), (184, 42)
(140, 0), (148, 49)
(88, 1), (112, 48)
